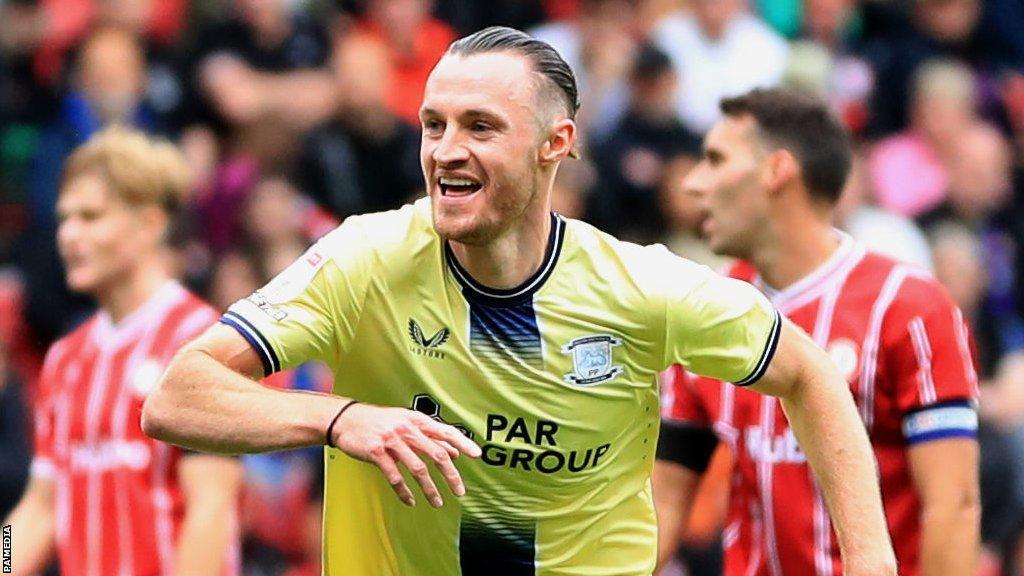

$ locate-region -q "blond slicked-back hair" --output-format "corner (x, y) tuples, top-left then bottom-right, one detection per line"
(61, 125), (192, 213)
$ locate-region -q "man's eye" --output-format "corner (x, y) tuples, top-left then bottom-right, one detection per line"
(472, 122), (492, 133)
(424, 120), (443, 133)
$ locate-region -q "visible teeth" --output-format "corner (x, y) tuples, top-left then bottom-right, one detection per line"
(439, 177), (478, 186)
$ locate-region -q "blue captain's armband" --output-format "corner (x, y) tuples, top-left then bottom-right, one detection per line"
(902, 400), (977, 445)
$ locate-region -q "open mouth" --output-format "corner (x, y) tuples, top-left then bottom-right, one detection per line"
(439, 176), (483, 197)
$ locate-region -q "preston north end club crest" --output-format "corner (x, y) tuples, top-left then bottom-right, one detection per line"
(562, 335), (623, 386)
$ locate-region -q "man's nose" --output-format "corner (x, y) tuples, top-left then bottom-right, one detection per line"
(432, 127), (470, 166)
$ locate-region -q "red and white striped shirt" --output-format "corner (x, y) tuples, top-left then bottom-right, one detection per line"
(30, 281), (238, 576)
(662, 235), (979, 576)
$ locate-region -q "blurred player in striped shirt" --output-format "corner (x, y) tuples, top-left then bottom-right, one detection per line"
(4, 127), (243, 576)
(655, 88), (980, 576)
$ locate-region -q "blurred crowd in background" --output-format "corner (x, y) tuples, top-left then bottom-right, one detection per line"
(2, 0), (1024, 574)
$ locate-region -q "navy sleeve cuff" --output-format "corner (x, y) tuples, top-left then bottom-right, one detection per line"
(220, 311), (281, 376)
(735, 309), (782, 386)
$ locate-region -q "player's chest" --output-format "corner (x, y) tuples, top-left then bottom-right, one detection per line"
(53, 347), (165, 463)
(784, 296), (883, 390)
(362, 295), (658, 387)
(348, 296), (661, 435)
(716, 301), (896, 467)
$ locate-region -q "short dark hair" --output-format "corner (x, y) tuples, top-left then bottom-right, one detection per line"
(720, 88), (852, 204)
(447, 26), (580, 121)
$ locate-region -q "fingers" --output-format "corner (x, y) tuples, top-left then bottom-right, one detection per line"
(372, 450), (416, 507)
(437, 439), (460, 459)
(407, 427), (466, 498)
(389, 440), (445, 507)
(419, 417), (482, 458)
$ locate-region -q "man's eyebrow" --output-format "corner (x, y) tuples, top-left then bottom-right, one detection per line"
(462, 108), (500, 118)
(462, 109), (509, 127)
(419, 106), (506, 120)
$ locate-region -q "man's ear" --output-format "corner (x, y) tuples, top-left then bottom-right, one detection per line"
(140, 205), (170, 245)
(540, 118), (577, 165)
(765, 148), (800, 195)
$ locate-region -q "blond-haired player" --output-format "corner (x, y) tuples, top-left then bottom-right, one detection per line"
(5, 127), (242, 576)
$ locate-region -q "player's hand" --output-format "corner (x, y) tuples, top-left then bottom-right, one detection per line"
(329, 403), (482, 507)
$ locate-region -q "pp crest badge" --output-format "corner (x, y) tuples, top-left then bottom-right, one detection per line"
(562, 335), (623, 386)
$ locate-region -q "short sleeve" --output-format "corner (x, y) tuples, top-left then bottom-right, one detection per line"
(883, 279), (979, 444)
(662, 263), (781, 386)
(221, 219), (373, 376)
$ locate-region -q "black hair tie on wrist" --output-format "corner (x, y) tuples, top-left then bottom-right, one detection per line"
(325, 400), (360, 448)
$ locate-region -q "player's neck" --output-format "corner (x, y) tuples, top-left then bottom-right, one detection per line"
(97, 263), (173, 325)
(448, 213), (552, 290)
(750, 218), (840, 292)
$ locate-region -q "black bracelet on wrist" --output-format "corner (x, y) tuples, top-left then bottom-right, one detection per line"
(325, 399), (360, 448)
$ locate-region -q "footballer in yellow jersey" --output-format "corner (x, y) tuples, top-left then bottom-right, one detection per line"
(146, 26), (896, 576)
(222, 198), (780, 575)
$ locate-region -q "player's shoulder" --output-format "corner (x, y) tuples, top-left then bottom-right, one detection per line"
(168, 288), (220, 339)
(857, 250), (957, 321)
(42, 313), (101, 378)
(564, 217), (711, 287)
(315, 199), (436, 262)
(49, 315), (99, 355)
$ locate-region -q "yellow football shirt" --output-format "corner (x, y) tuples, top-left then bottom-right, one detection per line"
(223, 199), (779, 576)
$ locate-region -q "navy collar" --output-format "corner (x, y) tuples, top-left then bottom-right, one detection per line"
(445, 213), (566, 307)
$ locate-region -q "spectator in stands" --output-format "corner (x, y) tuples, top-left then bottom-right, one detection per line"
(869, 58), (977, 217)
(0, 0), (187, 91)
(920, 124), (1024, 382)
(589, 43), (701, 242)
(353, 0), (457, 126)
(298, 33), (422, 218)
(651, 0), (789, 133)
(801, 0), (859, 52)
(30, 26), (157, 228)
(16, 26), (154, 344)
(241, 176), (314, 278)
(778, 0), (875, 135)
(530, 0), (637, 141)
(861, 0), (1019, 135)
(189, 0), (335, 131)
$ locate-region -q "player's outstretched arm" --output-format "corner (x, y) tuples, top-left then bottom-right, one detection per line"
(3, 476), (57, 575)
(749, 319), (897, 576)
(142, 323), (482, 507)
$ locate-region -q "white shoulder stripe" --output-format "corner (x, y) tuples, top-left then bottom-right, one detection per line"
(908, 317), (937, 405)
